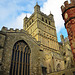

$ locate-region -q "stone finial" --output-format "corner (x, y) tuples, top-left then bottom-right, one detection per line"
(36, 2), (38, 5)
(1, 26), (8, 32)
(34, 2), (40, 12)
(48, 11), (53, 18)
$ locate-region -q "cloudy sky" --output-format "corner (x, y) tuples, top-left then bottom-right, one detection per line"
(0, 0), (71, 42)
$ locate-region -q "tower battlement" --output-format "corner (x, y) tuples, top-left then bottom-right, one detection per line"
(61, 0), (75, 14)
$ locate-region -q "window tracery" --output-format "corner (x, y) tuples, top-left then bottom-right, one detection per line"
(10, 40), (31, 75)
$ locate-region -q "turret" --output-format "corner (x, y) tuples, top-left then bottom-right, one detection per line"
(61, 0), (75, 62)
(34, 2), (40, 12)
(23, 15), (28, 30)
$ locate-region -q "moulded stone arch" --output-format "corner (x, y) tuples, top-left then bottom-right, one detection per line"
(10, 40), (31, 75)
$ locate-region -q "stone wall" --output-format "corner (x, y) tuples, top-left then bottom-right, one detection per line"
(47, 67), (75, 75)
(0, 27), (42, 75)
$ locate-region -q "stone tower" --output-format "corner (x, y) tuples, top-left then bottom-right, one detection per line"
(23, 3), (61, 72)
(61, 0), (75, 61)
(23, 3), (59, 52)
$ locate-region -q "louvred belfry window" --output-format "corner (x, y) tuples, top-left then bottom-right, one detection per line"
(10, 40), (31, 75)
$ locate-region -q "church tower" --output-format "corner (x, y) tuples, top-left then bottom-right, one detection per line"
(23, 3), (60, 72)
(61, 0), (75, 61)
(23, 3), (59, 52)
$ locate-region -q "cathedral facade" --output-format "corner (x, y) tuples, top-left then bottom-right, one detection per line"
(0, 2), (75, 75)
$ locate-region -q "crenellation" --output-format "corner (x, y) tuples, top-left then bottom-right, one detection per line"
(61, 0), (75, 14)
(64, 1), (69, 7)
(15, 29), (20, 32)
(1, 26), (8, 32)
(40, 12), (53, 21)
(8, 28), (15, 32)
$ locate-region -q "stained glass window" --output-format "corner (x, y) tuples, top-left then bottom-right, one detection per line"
(10, 40), (31, 75)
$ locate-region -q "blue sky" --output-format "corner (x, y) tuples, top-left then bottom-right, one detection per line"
(0, 0), (70, 42)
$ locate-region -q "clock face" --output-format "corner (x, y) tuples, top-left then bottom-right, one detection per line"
(65, 13), (68, 19)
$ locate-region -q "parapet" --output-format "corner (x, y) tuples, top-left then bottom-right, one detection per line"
(1, 26), (8, 32)
(61, 0), (75, 14)
(1, 26), (28, 33)
(1, 26), (40, 46)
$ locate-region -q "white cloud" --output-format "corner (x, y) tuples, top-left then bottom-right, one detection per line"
(41, 0), (67, 33)
(0, 0), (70, 41)
(4, 13), (31, 29)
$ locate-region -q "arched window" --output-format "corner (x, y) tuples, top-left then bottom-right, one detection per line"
(42, 17), (44, 21)
(49, 21), (50, 25)
(45, 19), (47, 23)
(10, 40), (31, 75)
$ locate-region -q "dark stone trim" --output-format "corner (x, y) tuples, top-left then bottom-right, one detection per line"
(62, 6), (75, 17)
(64, 17), (75, 28)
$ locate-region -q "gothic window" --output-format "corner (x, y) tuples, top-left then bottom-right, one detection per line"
(49, 21), (50, 25)
(45, 19), (47, 23)
(10, 40), (31, 75)
(64, 60), (66, 64)
(42, 17), (44, 21)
